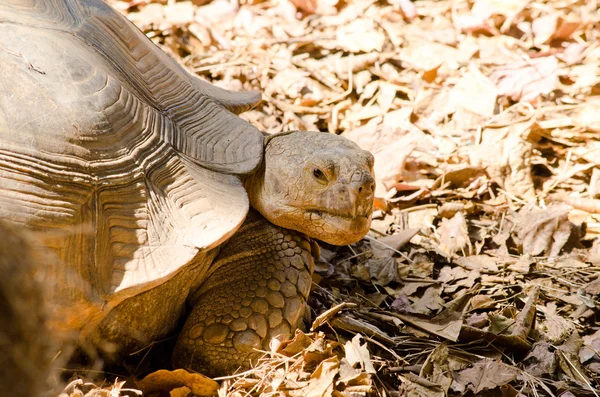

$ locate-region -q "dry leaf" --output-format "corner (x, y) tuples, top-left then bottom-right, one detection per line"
(136, 369), (219, 397)
(304, 356), (340, 397)
(540, 302), (576, 343)
(420, 343), (455, 394)
(447, 64), (498, 130)
(370, 229), (420, 257)
(334, 19), (385, 53)
(438, 212), (472, 257)
(522, 342), (557, 378)
(395, 291), (472, 341)
(399, 372), (445, 397)
(344, 334), (376, 374)
(489, 56), (559, 102)
(453, 359), (519, 394)
(163, 1), (194, 26)
(456, 255), (500, 273)
(516, 203), (574, 257)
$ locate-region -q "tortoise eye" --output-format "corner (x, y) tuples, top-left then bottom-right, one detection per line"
(312, 168), (327, 182)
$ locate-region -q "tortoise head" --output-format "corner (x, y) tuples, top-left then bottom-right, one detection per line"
(246, 131), (375, 245)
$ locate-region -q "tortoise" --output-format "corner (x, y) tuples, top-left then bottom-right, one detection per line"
(0, 0), (375, 376)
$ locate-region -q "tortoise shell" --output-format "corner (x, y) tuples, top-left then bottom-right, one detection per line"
(0, 0), (264, 312)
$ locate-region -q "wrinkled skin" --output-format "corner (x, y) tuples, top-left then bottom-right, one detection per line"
(246, 131), (375, 245)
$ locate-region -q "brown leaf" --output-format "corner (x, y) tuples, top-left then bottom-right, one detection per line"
(366, 257), (399, 286)
(344, 334), (376, 374)
(532, 14), (559, 46)
(394, 290), (472, 341)
(163, 1), (194, 26)
(540, 302), (576, 343)
(489, 56), (559, 102)
(435, 165), (485, 189)
(399, 38), (467, 74)
(453, 359), (519, 394)
(460, 288), (537, 351)
(136, 369), (218, 397)
(556, 332), (590, 385)
(311, 302), (357, 331)
(572, 100), (600, 132)
(456, 255), (500, 273)
(332, 315), (395, 344)
(516, 203), (574, 257)
(279, 329), (315, 355)
(398, 372), (445, 397)
(470, 294), (495, 309)
(437, 212), (472, 257)
(447, 65), (498, 130)
(580, 329), (600, 363)
(334, 19), (385, 53)
(412, 285), (445, 314)
(388, 0), (417, 19)
(420, 343), (454, 393)
(302, 356), (340, 397)
(370, 229), (420, 258)
(468, 124), (536, 200)
(522, 342), (557, 378)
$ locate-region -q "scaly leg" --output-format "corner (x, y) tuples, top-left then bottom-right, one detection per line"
(172, 211), (316, 376)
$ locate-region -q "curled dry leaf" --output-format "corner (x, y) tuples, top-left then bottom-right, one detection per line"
(366, 257), (400, 286)
(580, 329), (600, 363)
(572, 100), (600, 132)
(60, 379), (142, 397)
(389, 0), (417, 20)
(556, 332), (590, 385)
(454, 0), (523, 32)
(288, 0), (339, 15)
(398, 38), (465, 77)
(550, 193), (600, 214)
(419, 343), (456, 394)
(532, 13), (581, 46)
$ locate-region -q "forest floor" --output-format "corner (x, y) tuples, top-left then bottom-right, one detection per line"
(61, 0), (600, 395)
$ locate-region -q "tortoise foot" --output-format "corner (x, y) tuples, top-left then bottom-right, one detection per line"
(172, 213), (316, 377)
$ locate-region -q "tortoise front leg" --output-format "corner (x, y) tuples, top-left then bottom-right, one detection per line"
(172, 212), (316, 377)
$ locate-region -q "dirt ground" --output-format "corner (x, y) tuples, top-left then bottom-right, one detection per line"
(53, 0), (600, 395)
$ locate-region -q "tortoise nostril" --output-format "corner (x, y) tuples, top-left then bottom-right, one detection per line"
(370, 184), (374, 192)
(358, 186), (363, 193)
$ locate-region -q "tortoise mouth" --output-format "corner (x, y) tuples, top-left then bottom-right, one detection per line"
(305, 206), (372, 220)
(303, 209), (371, 245)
